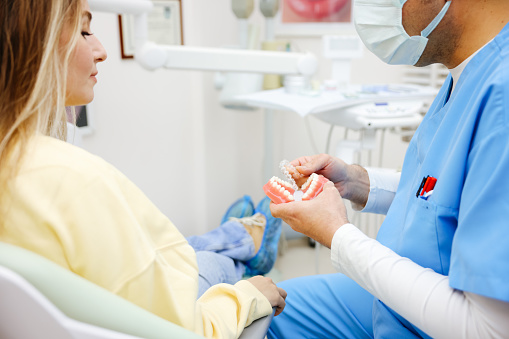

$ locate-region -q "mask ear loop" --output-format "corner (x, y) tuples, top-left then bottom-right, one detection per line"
(421, 1), (452, 38)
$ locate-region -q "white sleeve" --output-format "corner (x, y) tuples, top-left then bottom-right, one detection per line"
(354, 168), (400, 215)
(331, 224), (509, 339)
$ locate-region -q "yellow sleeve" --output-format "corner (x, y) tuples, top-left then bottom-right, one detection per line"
(195, 280), (272, 338)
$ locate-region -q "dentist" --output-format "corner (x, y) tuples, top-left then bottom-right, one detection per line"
(268, 0), (509, 338)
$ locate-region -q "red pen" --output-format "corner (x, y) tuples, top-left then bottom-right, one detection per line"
(420, 176), (437, 196)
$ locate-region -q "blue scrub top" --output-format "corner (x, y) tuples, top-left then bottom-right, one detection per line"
(374, 22), (509, 338)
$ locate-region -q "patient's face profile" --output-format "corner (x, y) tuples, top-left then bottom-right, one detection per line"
(65, 0), (107, 107)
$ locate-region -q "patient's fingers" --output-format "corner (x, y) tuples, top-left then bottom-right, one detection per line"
(246, 276), (287, 315)
(274, 294), (286, 316)
(278, 286), (287, 300)
(274, 287), (287, 316)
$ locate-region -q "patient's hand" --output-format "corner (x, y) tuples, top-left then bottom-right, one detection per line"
(247, 276), (287, 316)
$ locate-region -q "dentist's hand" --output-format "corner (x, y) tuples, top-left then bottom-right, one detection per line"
(270, 181), (349, 248)
(289, 154), (370, 209)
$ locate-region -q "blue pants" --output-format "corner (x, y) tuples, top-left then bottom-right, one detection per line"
(268, 273), (375, 339)
(187, 220), (255, 298)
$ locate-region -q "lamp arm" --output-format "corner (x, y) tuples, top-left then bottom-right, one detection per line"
(137, 44), (317, 75)
(90, 0), (317, 77)
(88, 0), (153, 15)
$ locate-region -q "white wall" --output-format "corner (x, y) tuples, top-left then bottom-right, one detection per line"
(85, 0), (410, 237)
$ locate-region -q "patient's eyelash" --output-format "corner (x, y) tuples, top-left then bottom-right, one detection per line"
(81, 31), (94, 38)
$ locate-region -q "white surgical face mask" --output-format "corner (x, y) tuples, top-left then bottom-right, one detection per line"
(354, 0), (452, 65)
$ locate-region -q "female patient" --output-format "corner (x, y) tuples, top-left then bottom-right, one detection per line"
(0, 0), (286, 338)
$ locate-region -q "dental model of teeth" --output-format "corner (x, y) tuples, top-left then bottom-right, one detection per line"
(263, 161), (330, 204)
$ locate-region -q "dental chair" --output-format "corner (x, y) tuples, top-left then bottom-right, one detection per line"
(0, 242), (274, 339)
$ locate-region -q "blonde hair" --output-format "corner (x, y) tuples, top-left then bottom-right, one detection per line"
(0, 0), (81, 195)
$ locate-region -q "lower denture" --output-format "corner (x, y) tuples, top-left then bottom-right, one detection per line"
(301, 173), (329, 201)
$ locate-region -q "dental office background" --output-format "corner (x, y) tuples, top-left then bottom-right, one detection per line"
(81, 0), (446, 237)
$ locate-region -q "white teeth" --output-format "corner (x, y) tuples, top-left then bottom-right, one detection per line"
(268, 172), (301, 203)
(272, 176), (294, 190)
(302, 173), (319, 191)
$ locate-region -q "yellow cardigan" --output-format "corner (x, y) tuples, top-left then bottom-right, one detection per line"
(1, 135), (271, 339)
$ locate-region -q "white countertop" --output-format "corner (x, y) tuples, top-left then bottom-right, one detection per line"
(236, 84), (438, 117)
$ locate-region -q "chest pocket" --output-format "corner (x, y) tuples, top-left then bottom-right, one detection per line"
(398, 197), (457, 275)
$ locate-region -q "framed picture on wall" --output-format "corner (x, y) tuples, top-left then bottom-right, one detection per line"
(275, 0), (353, 37)
(119, 0), (183, 59)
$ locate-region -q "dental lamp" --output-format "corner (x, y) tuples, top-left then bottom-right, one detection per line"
(259, 0), (279, 41)
(260, 0), (279, 17)
(232, 0), (254, 18)
(232, 0), (254, 48)
(88, 0), (317, 77)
